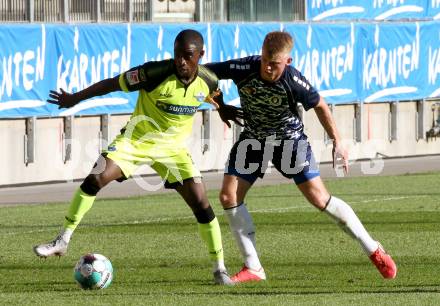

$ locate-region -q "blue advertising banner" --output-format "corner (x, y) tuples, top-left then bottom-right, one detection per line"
(359, 22), (423, 102)
(0, 24), (51, 117)
(425, 21), (440, 98)
(211, 23), (281, 106)
(284, 23), (358, 103)
(53, 25), (133, 117)
(0, 22), (440, 118)
(426, 0), (440, 19)
(307, 0), (430, 21)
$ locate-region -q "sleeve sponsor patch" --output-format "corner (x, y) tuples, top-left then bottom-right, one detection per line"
(126, 70), (140, 86)
(293, 75), (311, 91)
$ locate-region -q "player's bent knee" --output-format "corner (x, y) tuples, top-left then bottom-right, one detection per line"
(193, 206), (215, 224)
(316, 195), (331, 210)
(219, 191), (236, 208)
(303, 188), (330, 210)
(80, 175), (103, 196)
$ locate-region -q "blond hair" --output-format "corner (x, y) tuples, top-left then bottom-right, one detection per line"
(262, 31), (294, 57)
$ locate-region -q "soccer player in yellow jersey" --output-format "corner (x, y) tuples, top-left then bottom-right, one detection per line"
(33, 29), (241, 285)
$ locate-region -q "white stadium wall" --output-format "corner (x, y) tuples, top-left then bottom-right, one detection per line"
(1, 100), (439, 186)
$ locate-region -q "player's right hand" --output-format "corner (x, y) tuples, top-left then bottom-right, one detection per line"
(47, 89), (79, 109)
(332, 142), (349, 174)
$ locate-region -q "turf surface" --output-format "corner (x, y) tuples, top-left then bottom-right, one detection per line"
(1, 172), (439, 305)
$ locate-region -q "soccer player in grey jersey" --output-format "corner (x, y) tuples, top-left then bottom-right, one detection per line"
(205, 31), (397, 283)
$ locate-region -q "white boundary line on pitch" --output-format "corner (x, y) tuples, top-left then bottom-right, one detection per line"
(247, 195), (427, 213)
(0, 195), (429, 236)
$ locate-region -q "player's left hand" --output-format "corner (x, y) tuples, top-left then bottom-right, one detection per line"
(332, 142), (349, 174)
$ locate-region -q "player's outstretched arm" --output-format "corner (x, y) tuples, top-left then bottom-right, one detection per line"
(313, 96), (349, 173)
(205, 90), (244, 128)
(47, 75), (121, 109)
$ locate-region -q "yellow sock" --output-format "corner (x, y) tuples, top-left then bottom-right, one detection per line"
(63, 188), (95, 231)
(198, 217), (226, 271)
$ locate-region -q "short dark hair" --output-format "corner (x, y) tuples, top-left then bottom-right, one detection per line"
(175, 29), (204, 50)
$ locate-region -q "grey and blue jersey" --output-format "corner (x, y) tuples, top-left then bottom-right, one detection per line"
(205, 55), (320, 140)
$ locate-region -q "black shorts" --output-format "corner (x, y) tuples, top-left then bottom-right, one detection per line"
(225, 134), (320, 185)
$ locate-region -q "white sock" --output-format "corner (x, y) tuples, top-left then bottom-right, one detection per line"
(60, 228), (73, 243)
(224, 203), (262, 270)
(213, 259), (226, 273)
(324, 196), (379, 255)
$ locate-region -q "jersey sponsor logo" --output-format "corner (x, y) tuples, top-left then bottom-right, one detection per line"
(194, 92), (206, 102)
(229, 63), (251, 70)
(156, 101), (198, 115)
(126, 70), (139, 85)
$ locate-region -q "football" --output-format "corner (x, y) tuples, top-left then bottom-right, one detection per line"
(74, 253), (113, 289)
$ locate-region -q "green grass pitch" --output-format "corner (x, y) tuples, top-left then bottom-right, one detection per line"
(1, 172), (440, 305)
